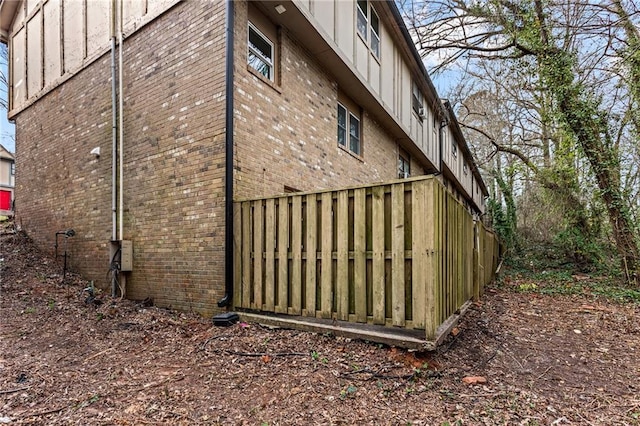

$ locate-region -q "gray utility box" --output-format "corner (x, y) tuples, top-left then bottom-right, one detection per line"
(110, 240), (133, 272)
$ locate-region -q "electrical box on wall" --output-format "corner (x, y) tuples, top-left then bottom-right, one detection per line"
(110, 240), (133, 272)
(120, 240), (133, 272)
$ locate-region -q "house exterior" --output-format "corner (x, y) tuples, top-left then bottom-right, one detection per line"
(0, 0), (488, 316)
(0, 143), (14, 215)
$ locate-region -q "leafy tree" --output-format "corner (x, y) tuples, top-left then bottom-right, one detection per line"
(402, 0), (640, 284)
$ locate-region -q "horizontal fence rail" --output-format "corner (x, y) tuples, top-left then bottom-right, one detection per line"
(233, 176), (499, 342)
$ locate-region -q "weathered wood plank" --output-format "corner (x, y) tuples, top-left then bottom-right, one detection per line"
(371, 185), (385, 325)
(353, 188), (366, 323)
(253, 200), (263, 310)
(411, 180), (426, 330)
(424, 180), (437, 339)
(305, 194), (317, 316)
(239, 312), (434, 351)
(264, 198), (276, 311)
(233, 202), (242, 309)
(276, 198), (289, 314)
(473, 222), (480, 302)
(290, 195), (302, 315)
(391, 183), (405, 327)
(320, 192), (333, 319)
(241, 202), (251, 309)
(336, 190), (349, 321)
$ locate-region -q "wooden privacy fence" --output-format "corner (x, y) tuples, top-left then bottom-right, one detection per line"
(233, 176), (499, 347)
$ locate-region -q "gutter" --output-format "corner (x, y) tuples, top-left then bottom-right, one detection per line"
(218, 0), (234, 307)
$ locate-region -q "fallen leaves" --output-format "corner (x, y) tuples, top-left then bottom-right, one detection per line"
(462, 376), (487, 385)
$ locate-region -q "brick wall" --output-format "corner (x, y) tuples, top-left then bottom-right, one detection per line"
(14, 1), (227, 315)
(14, 0), (428, 316)
(233, 2), (404, 200)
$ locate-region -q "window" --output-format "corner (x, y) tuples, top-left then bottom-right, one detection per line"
(357, 0), (367, 41)
(452, 142), (458, 158)
(10, 163), (15, 176)
(248, 23), (274, 81)
(398, 150), (410, 179)
(463, 163), (468, 175)
(370, 9), (380, 58)
(337, 103), (361, 156)
(412, 81), (424, 117)
(356, 0), (380, 59)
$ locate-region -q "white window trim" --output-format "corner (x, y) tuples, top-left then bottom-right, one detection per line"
(356, 0), (380, 59)
(337, 102), (362, 157)
(337, 103), (348, 148)
(369, 6), (380, 59)
(356, 1), (368, 41)
(248, 22), (275, 82)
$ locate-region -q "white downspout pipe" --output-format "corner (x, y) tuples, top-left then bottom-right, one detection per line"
(110, 0), (117, 242)
(118, 0), (124, 241)
(110, 0), (118, 298)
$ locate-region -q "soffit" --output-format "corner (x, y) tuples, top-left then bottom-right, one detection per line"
(0, 0), (21, 43)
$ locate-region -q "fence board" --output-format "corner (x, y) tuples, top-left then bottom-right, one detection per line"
(372, 185), (385, 325)
(276, 199), (289, 314)
(305, 194), (317, 316)
(265, 198), (276, 311)
(336, 190), (349, 321)
(411, 180), (426, 330)
(320, 191), (333, 318)
(290, 196), (302, 315)
(354, 188), (367, 323)
(391, 183), (405, 326)
(253, 200), (263, 310)
(241, 202), (251, 309)
(233, 201), (242, 309)
(424, 180), (437, 339)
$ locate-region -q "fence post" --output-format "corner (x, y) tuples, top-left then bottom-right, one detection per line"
(473, 221), (480, 301)
(424, 179), (438, 341)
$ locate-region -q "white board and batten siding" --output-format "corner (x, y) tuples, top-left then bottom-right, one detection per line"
(295, 0), (440, 169)
(8, 0), (179, 113)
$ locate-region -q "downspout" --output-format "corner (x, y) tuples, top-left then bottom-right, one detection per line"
(110, 0), (118, 297)
(110, 0), (117, 242)
(118, 0), (124, 241)
(218, 0), (234, 307)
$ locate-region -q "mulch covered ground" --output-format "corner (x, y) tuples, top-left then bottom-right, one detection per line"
(1, 223), (639, 425)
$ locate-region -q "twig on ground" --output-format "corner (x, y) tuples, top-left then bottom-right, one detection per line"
(22, 406), (66, 418)
(0, 386), (30, 394)
(209, 348), (309, 357)
(536, 365), (553, 380)
(131, 375), (185, 393)
(339, 367), (434, 381)
(84, 347), (114, 362)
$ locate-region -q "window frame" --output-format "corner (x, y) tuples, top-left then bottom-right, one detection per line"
(412, 80), (424, 118)
(337, 101), (362, 157)
(356, 0), (380, 59)
(369, 7), (380, 58)
(247, 22), (275, 82)
(356, 0), (368, 41)
(398, 149), (410, 179)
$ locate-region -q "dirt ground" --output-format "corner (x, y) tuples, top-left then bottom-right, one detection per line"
(1, 225), (639, 425)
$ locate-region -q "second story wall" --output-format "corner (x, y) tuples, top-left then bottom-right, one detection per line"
(7, 0), (178, 115)
(292, 0), (442, 172)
